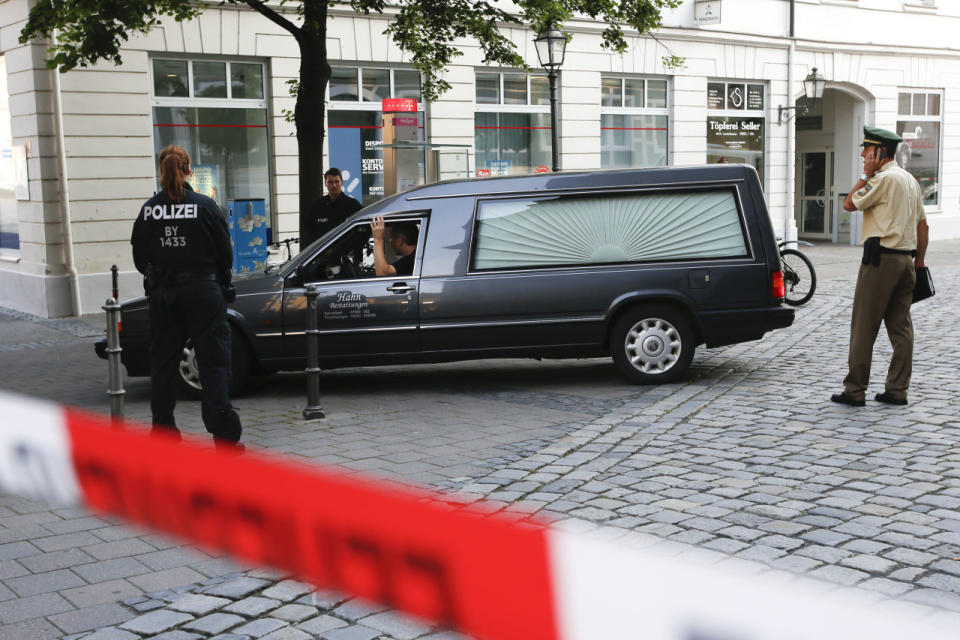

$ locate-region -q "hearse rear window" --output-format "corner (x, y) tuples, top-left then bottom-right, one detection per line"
(472, 189), (747, 270)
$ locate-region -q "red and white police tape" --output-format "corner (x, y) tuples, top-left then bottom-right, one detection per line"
(0, 390), (955, 640)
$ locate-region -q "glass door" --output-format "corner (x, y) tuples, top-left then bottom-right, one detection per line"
(797, 151), (834, 240)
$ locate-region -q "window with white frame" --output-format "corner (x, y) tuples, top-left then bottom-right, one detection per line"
(474, 71), (552, 177)
(706, 80), (766, 184)
(600, 76), (668, 169)
(327, 66), (423, 204)
(0, 54), (19, 255)
(896, 90), (942, 206)
(150, 57), (272, 230)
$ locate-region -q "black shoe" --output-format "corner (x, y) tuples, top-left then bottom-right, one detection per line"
(831, 392), (865, 407)
(875, 392), (907, 406)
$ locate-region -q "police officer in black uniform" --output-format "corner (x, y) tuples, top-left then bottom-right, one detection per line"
(306, 167), (363, 245)
(131, 145), (243, 450)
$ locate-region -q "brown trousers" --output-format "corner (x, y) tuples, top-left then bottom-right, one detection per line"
(843, 253), (916, 401)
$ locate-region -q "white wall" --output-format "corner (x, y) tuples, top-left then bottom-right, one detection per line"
(3, 0), (960, 316)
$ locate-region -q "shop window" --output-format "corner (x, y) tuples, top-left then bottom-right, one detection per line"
(150, 57), (272, 231)
(897, 90), (942, 206)
(327, 66), (423, 205)
(600, 76), (669, 169)
(0, 54), (20, 255)
(153, 59), (189, 97)
(706, 80), (766, 184)
(193, 61), (227, 98)
(231, 63), (264, 99)
(474, 71), (552, 176)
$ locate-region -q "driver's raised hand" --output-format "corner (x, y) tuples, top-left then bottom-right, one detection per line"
(371, 216), (385, 241)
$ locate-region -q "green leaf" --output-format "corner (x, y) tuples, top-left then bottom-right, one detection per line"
(20, 0), (202, 71)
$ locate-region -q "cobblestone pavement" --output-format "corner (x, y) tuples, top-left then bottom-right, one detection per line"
(0, 241), (959, 639)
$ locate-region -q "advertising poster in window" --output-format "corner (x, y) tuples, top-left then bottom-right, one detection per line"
(707, 116), (764, 183)
(361, 140), (384, 202)
(187, 164), (220, 205)
(726, 84), (746, 110)
(329, 111), (384, 205)
(329, 127), (364, 203)
(707, 83), (724, 110)
(896, 120), (939, 205)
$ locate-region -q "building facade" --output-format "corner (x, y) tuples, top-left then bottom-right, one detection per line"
(0, 0), (957, 317)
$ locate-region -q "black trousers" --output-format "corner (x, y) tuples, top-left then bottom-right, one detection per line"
(148, 279), (242, 443)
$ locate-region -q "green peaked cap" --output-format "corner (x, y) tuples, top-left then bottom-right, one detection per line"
(861, 125), (902, 146)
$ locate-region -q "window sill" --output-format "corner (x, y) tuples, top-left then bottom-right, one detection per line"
(902, 3), (937, 14)
(0, 253), (21, 264)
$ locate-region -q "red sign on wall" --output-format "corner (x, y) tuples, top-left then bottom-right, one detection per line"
(382, 98), (418, 113)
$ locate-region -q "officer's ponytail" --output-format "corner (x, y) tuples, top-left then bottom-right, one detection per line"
(158, 145), (191, 202)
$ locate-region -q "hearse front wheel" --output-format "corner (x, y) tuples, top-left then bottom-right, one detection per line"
(611, 305), (695, 384)
(177, 334), (252, 398)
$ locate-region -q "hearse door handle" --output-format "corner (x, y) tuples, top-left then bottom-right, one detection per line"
(386, 282), (416, 294)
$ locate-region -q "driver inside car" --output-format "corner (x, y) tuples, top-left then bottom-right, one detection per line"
(371, 216), (418, 277)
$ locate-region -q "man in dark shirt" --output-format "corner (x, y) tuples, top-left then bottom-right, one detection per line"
(308, 167), (363, 245)
(371, 216), (418, 277)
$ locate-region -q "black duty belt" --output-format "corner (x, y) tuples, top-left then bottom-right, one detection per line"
(879, 247), (916, 257)
(163, 270), (218, 285)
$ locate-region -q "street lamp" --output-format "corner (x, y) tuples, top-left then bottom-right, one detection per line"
(534, 23), (567, 172)
(778, 67), (826, 125)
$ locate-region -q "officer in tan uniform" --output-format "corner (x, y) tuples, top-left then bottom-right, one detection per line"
(831, 126), (929, 407)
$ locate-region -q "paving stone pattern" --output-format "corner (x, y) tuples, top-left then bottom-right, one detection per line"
(1, 242), (960, 638)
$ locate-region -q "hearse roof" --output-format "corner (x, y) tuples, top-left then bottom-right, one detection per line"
(398, 163), (758, 201)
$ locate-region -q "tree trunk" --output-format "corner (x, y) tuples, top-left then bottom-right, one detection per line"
(296, 0), (330, 248)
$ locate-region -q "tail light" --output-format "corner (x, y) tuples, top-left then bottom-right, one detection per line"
(772, 270), (785, 299)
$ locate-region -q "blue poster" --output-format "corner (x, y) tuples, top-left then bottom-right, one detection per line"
(329, 128), (363, 201)
(487, 160), (511, 176)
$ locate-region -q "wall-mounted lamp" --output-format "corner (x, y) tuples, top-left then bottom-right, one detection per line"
(777, 67), (826, 125)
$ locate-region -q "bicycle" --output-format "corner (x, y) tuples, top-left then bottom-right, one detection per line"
(264, 236), (299, 273)
(272, 236), (299, 261)
(778, 238), (817, 306)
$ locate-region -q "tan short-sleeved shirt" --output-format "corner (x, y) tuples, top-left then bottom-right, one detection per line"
(851, 160), (926, 250)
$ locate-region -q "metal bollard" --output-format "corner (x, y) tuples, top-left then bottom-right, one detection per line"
(302, 284), (325, 420)
(103, 296), (125, 421)
(110, 264), (119, 302)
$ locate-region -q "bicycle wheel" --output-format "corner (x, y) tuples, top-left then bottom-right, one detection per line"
(780, 248), (817, 306)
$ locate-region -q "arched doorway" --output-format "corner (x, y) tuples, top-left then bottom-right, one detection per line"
(794, 86), (869, 244)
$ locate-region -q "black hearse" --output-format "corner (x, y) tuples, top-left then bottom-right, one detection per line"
(97, 165), (794, 393)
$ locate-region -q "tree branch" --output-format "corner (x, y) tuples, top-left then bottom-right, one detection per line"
(241, 0), (303, 40)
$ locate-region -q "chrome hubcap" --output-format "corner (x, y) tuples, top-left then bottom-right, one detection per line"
(178, 343), (203, 390)
(625, 318), (681, 373)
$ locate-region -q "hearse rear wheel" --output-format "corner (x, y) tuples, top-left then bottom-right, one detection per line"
(611, 305), (695, 384)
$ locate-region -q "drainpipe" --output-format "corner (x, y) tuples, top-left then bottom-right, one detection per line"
(52, 30), (82, 317)
(784, 0), (798, 242)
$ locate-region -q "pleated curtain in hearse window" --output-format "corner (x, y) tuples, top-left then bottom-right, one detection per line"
(472, 190), (747, 270)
